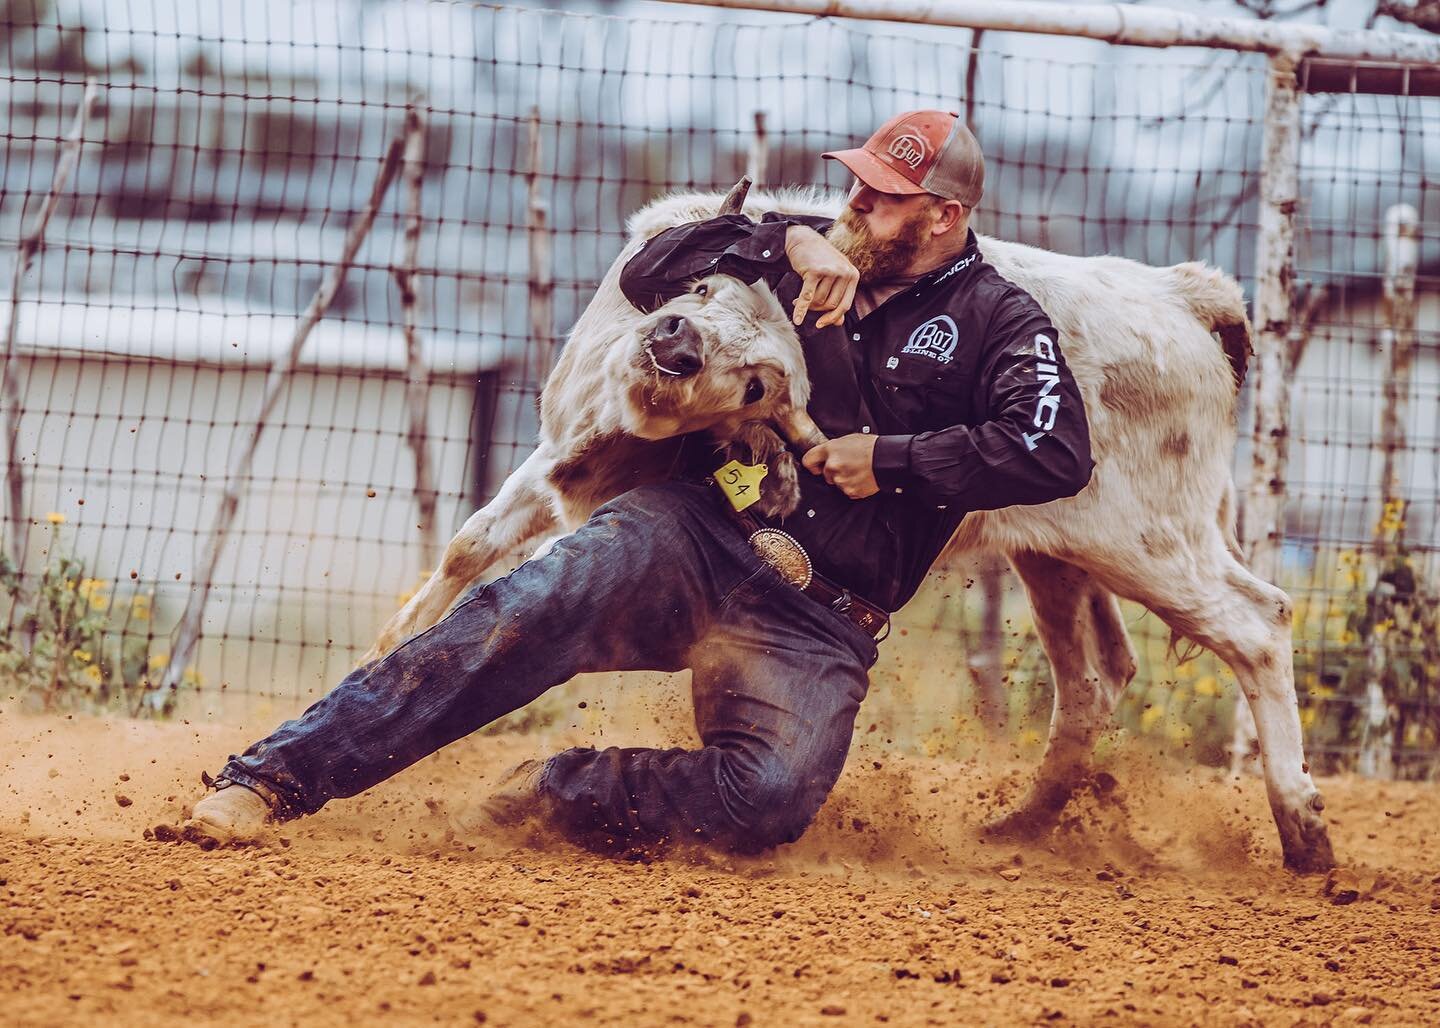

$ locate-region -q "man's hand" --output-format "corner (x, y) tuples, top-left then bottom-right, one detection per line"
(785, 225), (859, 329)
(802, 433), (879, 499)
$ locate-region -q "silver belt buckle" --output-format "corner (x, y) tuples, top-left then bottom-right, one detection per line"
(748, 527), (813, 589)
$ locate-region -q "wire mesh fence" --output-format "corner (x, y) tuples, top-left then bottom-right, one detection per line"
(0, 1), (1436, 775)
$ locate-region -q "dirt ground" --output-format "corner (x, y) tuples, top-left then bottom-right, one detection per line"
(3, 711), (1438, 1027)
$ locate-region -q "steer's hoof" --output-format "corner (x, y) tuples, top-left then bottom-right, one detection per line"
(1277, 793), (1336, 874)
(980, 806), (1057, 842)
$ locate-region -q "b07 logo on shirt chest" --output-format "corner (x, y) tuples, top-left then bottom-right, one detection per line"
(899, 315), (959, 364)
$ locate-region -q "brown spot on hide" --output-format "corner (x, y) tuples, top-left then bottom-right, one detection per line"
(1098, 361), (1161, 416)
(1161, 431), (1190, 458)
(548, 432), (685, 503)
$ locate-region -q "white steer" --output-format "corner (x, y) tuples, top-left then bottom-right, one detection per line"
(364, 182), (1335, 874)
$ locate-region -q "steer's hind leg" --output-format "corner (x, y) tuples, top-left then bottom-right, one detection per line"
(984, 551), (1137, 839)
(1095, 538), (1335, 873)
(358, 452), (558, 666)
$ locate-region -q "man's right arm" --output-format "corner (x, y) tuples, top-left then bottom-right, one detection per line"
(619, 212), (833, 314)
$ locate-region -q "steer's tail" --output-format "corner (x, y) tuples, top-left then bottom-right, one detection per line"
(1171, 261), (1253, 389)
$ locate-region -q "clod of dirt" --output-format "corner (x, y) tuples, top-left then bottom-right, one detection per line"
(819, 1006), (846, 1017)
(115, 794), (132, 808)
(1326, 869), (1362, 905)
(998, 868), (1022, 882)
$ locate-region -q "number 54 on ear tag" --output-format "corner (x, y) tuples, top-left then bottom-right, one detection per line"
(715, 459), (768, 512)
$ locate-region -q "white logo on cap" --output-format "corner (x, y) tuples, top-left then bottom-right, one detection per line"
(900, 315), (959, 364)
(885, 132), (928, 169)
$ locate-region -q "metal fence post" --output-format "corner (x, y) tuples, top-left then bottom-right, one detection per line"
(395, 104), (441, 571)
(1232, 52), (1302, 775)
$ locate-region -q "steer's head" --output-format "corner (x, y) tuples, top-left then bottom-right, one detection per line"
(618, 179), (826, 452)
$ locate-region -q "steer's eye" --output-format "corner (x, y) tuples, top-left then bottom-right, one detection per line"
(743, 378), (765, 405)
(694, 282), (709, 297)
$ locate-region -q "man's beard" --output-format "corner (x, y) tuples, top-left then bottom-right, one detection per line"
(826, 205), (933, 282)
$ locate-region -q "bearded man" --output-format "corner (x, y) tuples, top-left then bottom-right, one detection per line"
(167, 110), (1092, 854)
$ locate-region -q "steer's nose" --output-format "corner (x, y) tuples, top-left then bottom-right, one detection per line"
(645, 315), (703, 377)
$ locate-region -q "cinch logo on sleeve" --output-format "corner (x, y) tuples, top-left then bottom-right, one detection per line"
(900, 315), (959, 364)
(1022, 333), (1063, 451)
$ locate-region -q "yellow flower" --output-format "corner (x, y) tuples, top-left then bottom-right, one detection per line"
(1376, 499), (1405, 536)
(1140, 705), (1165, 731)
(148, 652), (169, 671)
(182, 667), (204, 687)
(77, 578), (110, 610)
(1300, 706), (1319, 732)
(71, 649), (92, 663)
(46, 512), (66, 525)
(81, 664), (103, 686)
(130, 594), (152, 621)
(1373, 620), (1391, 638)
(1193, 675), (1221, 698)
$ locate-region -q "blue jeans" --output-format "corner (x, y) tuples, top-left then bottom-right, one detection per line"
(219, 482), (879, 853)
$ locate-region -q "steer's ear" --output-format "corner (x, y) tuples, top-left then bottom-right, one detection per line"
(717, 176), (752, 217)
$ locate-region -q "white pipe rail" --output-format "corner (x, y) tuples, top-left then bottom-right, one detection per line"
(661, 0), (1440, 64)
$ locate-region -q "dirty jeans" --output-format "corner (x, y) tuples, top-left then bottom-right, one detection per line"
(218, 482), (879, 853)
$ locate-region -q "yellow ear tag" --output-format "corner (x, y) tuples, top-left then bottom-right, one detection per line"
(715, 459), (768, 512)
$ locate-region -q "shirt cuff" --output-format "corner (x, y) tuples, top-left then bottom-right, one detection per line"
(720, 219), (792, 271)
(871, 434), (914, 492)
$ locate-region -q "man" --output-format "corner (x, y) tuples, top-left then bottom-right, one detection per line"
(163, 110), (1092, 854)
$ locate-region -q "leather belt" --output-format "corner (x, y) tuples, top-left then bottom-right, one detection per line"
(732, 507), (890, 641)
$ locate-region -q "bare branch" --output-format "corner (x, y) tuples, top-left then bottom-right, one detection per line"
(1285, 280), (1328, 372)
(526, 107), (556, 385)
(746, 111), (768, 188)
(2, 78), (98, 569)
(1376, 0), (1440, 34)
(160, 132), (408, 697)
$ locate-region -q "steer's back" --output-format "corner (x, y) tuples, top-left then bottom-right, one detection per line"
(963, 235), (1247, 558)
(551, 186), (1250, 561)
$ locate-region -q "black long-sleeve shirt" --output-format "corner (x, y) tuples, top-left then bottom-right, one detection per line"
(620, 212), (1093, 612)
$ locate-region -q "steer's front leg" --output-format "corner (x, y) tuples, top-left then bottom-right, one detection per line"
(358, 451), (558, 666)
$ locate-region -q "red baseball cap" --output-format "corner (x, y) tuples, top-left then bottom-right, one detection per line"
(822, 110), (985, 207)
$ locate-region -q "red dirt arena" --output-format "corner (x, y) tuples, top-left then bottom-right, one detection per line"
(3, 711), (1438, 1027)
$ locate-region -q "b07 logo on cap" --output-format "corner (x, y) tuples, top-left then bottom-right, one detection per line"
(885, 133), (928, 169)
